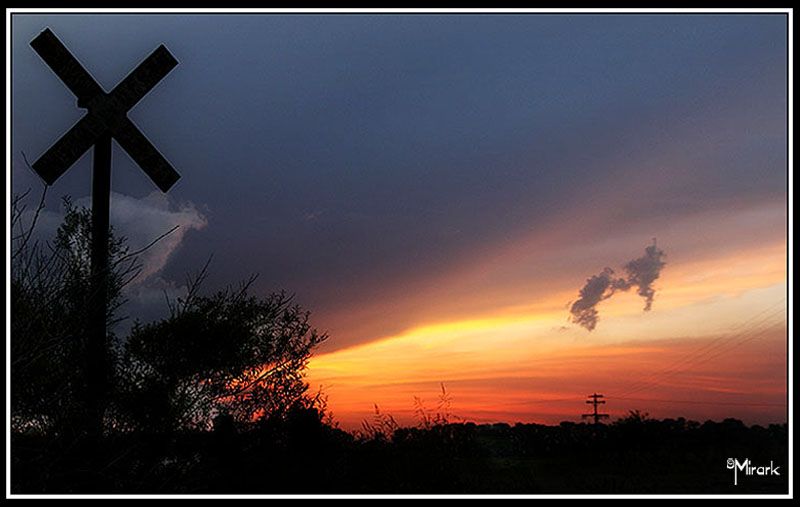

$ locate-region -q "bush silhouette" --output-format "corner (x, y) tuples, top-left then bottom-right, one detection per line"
(12, 189), (328, 443)
(116, 273), (327, 433)
(11, 193), (132, 437)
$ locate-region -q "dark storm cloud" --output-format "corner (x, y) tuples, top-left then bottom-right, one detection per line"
(10, 14), (786, 347)
(569, 242), (667, 331)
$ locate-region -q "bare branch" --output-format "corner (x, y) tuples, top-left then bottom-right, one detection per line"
(12, 156), (49, 261)
(113, 224), (180, 266)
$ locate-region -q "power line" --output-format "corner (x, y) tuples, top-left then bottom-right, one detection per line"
(617, 319), (785, 399)
(613, 395), (785, 408)
(523, 305), (787, 417)
(613, 302), (785, 397)
(524, 397), (584, 404)
(611, 303), (786, 399)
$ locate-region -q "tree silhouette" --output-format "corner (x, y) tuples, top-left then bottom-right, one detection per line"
(115, 269), (327, 433)
(12, 188), (327, 438)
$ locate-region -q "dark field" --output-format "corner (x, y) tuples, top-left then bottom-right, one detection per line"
(12, 413), (788, 495)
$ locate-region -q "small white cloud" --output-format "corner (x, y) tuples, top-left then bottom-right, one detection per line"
(73, 191), (208, 282)
(15, 190), (208, 333)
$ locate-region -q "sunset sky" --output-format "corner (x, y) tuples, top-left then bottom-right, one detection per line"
(10, 13), (788, 430)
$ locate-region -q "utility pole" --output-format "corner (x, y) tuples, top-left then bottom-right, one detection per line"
(582, 393), (609, 425)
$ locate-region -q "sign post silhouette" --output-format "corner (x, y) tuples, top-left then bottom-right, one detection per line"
(28, 28), (180, 438)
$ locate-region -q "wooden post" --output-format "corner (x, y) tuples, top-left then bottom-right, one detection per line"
(87, 134), (112, 438)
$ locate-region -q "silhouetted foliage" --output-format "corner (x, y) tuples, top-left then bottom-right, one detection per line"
(11, 191), (135, 436)
(115, 270), (327, 433)
(10, 189), (789, 495)
(11, 189), (331, 493)
(12, 412), (788, 494)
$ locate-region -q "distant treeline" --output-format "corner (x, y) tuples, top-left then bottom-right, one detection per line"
(12, 412), (788, 494)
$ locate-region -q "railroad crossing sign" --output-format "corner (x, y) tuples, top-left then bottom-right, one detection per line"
(27, 27), (180, 438)
(30, 28), (180, 191)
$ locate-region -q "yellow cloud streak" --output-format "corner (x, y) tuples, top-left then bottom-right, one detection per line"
(307, 236), (786, 429)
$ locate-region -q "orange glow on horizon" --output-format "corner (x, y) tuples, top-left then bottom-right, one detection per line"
(309, 323), (786, 430)
(308, 234), (787, 431)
